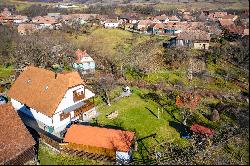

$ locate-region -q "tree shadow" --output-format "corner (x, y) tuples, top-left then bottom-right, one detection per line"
(145, 107), (158, 118)
(169, 121), (191, 137)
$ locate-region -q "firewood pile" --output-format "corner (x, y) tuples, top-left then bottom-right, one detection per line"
(106, 111), (118, 120)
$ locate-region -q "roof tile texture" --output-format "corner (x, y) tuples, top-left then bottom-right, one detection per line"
(0, 104), (35, 164)
(64, 125), (135, 152)
(7, 66), (84, 116)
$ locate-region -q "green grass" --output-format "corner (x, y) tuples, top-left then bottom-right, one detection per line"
(154, 1), (249, 10)
(0, 65), (13, 80)
(93, 87), (188, 159)
(38, 143), (110, 165)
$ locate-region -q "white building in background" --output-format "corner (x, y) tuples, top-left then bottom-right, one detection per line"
(104, 19), (120, 28)
(7, 66), (97, 138)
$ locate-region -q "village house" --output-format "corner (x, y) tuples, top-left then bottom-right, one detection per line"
(104, 19), (120, 28)
(164, 22), (188, 35)
(62, 124), (136, 163)
(176, 30), (211, 49)
(168, 15), (181, 23)
(221, 14), (238, 22)
(219, 19), (234, 27)
(136, 19), (153, 32)
(47, 13), (61, 19)
(72, 49), (95, 74)
(147, 23), (166, 35)
(0, 104), (36, 165)
(13, 15), (29, 24)
(7, 66), (97, 138)
(208, 11), (227, 21)
(17, 23), (37, 35)
(154, 14), (169, 23)
(119, 13), (139, 24)
(0, 8), (11, 18)
(32, 16), (60, 29)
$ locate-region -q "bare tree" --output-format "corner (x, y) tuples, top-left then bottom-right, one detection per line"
(94, 73), (116, 106)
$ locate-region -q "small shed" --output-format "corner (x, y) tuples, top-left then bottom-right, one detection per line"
(63, 125), (135, 163)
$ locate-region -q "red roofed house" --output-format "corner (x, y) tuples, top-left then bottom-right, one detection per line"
(154, 14), (169, 23)
(137, 19), (152, 32)
(0, 8), (11, 17)
(0, 104), (36, 165)
(73, 49), (95, 74)
(13, 15), (28, 24)
(32, 16), (60, 29)
(219, 19), (234, 27)
(168, 15), (180, 23)
(208, 11), (227, 21)
(7, 66), (97, 138)
(150, 22), (166, 35)
(190, 124), (214, 137)
(221, 14), (238, 22)
(63, 124), (135, 163)
(17, 23), (37, 35)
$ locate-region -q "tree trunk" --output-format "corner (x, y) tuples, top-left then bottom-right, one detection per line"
(105, 89), (111, 106)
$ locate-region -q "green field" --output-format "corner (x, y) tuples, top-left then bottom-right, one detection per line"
(92, 87), (190, 160)
(0, 65), (13, 80)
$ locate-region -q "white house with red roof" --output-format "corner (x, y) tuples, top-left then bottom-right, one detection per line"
(72, 49), (95, 74)
(7, 66), (97, 138)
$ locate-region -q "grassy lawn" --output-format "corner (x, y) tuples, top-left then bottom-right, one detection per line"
(155, 1), (249, 10)
(92, 87), (188, 159)
(0, 65), (13, 81)
(38, 143), (110, 165)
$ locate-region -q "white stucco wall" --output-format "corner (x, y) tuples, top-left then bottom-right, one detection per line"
(116, 150), (131, 162)
(11, 98), (53, 126)
(194, 42), (209, 49)
(55, 85), (95, 114)
(10, 85), (96, 134)
(104, 23), (119, 28)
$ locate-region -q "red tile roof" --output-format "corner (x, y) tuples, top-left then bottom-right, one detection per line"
(17, 24), (37, 34)
(153, 23), (166, 29)
(168, 15), (180, 21)
(64, 125), (135, 152)
(7, 66), (85, 117)
(75, 49), (89, 62)
(222, 14), (237, 20)
(219, 19), (234, 27)
(0, 104), (35, 164)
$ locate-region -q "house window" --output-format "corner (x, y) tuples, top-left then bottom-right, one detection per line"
(73, 88), (85, 102)
(60, 112), (70, 121)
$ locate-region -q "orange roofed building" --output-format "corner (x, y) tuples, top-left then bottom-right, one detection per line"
(7, 66), (97, 138)
(63, 124), (135, 163)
